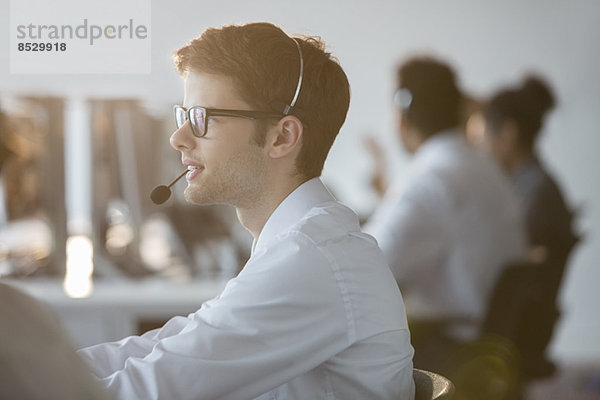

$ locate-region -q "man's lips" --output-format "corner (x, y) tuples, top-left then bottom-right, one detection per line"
(182, 159), (204, 181)
(184, 164), (204, 181)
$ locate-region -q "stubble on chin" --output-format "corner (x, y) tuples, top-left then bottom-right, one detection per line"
(183, 131), (269, 208)
(183, 160), (267, 208)
(183, 180), (221, 206)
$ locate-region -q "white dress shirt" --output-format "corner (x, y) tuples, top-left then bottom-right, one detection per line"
(365, 131), (526, 338)
(79, 178), (415, 400)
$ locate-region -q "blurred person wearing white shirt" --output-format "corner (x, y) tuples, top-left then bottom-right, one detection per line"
(78, 22), (414, 400)
(364, 57), (526, 370)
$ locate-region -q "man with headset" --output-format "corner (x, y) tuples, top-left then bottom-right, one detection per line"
(79, 22), (414, 399)
(365, 57), (525, 372)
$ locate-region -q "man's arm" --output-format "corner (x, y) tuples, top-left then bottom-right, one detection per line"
(80, 235), (351, 400)
(78, 315), (191, 379)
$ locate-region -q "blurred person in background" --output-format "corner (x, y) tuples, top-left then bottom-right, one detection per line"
(477, 75), (578, 268)
(364, 56), (526, 371)
(473, 76), (580, 379)
(0, 283), (111, 400)
(0, 104), (53, 278)
(78, 22), (414, 399)
(0, 106), (14, 225)
(0, 108), (13, 175)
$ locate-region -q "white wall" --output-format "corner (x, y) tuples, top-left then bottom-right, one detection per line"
(1, 0), (599, 363)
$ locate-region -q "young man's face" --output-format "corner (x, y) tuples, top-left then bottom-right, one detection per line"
(170, 71), (269, 208)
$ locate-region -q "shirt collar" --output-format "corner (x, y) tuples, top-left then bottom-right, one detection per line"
(251, 178), (335, 257)
(411, 128), (462, 165)
(417, 128), (461, 153)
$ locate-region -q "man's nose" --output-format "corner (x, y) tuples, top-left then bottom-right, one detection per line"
(170, 121), (195, 151)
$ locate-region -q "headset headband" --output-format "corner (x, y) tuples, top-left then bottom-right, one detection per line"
(283, 37), (304, 115)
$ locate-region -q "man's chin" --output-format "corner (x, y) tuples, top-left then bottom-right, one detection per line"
(184, 187), (204, 205)
(184, 187), (219, 206)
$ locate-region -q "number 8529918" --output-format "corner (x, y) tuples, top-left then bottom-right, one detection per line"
(17, 42), (66, 51)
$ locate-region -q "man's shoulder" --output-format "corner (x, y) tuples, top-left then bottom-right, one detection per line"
(250, 199), (377, 270)
(287, 200), (364, 246)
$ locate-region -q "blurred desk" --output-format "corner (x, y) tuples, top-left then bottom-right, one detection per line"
(3, 277), (227, 348)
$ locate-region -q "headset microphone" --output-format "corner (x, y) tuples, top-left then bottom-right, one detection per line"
(150, 169), (188, 205)
(152, 35), (303, 206)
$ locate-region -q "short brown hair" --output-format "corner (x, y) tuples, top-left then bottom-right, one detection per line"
(174, 22), (350, 179)
(397, 57), (461, 137)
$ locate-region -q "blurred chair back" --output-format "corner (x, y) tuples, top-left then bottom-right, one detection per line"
(482, 249), (577, 380)
(431, 239), (580, 399)
(413, 368), (455, 400)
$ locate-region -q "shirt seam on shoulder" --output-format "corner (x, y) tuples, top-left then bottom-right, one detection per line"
(286, 230), (357, 345)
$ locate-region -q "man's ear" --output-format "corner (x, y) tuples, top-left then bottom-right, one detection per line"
(267, 116), (303, 159)
(398, 113), (421, 154)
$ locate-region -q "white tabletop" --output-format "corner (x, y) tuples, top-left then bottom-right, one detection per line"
(2, 277), (229, 346)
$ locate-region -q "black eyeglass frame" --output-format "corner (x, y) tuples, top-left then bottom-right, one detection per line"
(174, 105), (285, 138)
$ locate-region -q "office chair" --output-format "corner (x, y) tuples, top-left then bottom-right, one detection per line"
(483, 239), (578, 382)
(446, 241), (579, 399)
(413, 368), (455, 400)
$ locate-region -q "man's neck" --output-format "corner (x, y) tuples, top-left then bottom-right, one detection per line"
(236, 176), (306, 240)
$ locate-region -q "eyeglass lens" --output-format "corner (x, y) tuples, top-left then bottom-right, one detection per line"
(175, 107), (206, 137)
(189, 108), (205, 137)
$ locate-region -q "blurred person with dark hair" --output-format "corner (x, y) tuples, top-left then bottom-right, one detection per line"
(364, 56), (526, 370)
(0, 107), (10, 225)
(475, 77), (580, 379)
(0, 107), (13, 174)
(78, 22), (414, 399)
(479, 75), (578, 266)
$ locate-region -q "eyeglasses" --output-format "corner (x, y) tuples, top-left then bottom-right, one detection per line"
(174, 105), (284, 138)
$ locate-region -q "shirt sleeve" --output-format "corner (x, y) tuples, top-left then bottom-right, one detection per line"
(78, 315), (191, 379)
(364, 174), (448, 286)
(79, 233), (351, 400)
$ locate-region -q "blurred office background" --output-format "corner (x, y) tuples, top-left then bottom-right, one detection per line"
(1, 0), (599, 397)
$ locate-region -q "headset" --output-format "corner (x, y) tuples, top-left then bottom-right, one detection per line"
(151, 34), (305, 205)
(282, 37), (304, 116)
